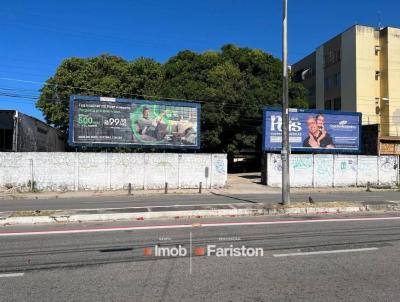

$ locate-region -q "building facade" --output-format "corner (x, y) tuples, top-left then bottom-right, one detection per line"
(0, 110), (65, 152)
(292, 25), (400, 155)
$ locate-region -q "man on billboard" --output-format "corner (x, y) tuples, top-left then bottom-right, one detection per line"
(315, 114), (335, 148)
(133, 106), (197, 145)
(303, 116), (335, 148)
(173, 116), (196, 145)
(135, 107), (165, 141)
(316, 113), (328, 133)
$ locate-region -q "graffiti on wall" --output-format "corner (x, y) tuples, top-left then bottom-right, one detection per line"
(267, 153), (398, 188)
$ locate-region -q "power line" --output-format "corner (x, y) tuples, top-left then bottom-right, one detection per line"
(0, 77), (283, 110)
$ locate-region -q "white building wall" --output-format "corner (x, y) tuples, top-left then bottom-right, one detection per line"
(341, 26), (358, 112)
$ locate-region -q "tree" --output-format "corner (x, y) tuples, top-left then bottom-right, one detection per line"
(36, 54), (162, 130)
(160, 44), (307, 155)
(36, 46), (308, 155)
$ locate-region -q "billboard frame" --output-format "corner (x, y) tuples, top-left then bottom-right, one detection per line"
(262, 107), (362, 153)
(68, 95), (201, 149)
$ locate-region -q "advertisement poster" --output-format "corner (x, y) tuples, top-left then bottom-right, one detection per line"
(69, 95), (200, 149)
(262, 108), (361, 152)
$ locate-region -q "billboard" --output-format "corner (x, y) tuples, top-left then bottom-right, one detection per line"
(262, 108), (361, 153)
(68, 95), (200, 149)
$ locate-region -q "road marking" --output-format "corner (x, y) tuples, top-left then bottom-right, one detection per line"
(273, 247), (379, 257)
(0, 273), (24, 278)
(82, 201), (142, 204)
(1, 216), (400, 237)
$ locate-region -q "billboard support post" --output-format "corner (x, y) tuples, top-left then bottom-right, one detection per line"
(282, 0), (290, 205)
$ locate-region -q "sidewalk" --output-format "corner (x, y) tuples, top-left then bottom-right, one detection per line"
(1, 200), (400, 226)
(0, 187), (208, 201)
(1, 172), (393, 201)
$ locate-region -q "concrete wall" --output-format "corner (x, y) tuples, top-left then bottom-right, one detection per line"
(0, 152), (227, 191)
(266, 153), (399, 187)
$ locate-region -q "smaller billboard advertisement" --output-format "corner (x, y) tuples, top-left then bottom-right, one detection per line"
(262, 108), (361, 153)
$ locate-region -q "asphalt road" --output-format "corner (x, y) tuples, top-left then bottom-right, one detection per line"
(1, 213), (400, 301)
(1, 191), (400, 211)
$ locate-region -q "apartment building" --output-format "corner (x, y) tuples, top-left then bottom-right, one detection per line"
(292, 25), (400, 155)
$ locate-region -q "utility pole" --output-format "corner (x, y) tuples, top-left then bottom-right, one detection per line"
(282, 0), (290, 205)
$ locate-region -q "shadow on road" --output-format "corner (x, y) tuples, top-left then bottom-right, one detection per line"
(210, 191), (260, 204)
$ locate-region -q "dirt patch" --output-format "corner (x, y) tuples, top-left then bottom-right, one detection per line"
(283, 201), (361, 208)
(10, 210), (57, 217)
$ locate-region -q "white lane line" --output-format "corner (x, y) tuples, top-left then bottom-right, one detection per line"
(1, 216), (400, 237)
(273, 247), (379, 257)
(0, 273), (24, 278)
(82, 201), (134, 204)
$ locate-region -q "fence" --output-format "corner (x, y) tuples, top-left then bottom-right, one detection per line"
(266, 153), (399, 187)
(0, 152), (227, 192)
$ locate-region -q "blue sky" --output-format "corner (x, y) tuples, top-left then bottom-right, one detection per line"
(1, 0), (399, 120)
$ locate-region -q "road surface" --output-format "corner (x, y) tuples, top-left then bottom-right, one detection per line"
(1, 213), (400, 301)
(1, 191), (399, 211)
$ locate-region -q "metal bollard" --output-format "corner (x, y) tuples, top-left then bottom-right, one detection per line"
(128, 183), (132, 195)
(366, 181), (371, 192)
(165, 182), (168, 194)
(199, 182), (202, 194)
(30, 159), (34, 192)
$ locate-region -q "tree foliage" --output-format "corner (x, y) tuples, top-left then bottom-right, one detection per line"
(36, 45), (308, 155)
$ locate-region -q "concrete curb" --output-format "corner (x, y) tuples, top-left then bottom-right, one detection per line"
(1, 202), (400, 226)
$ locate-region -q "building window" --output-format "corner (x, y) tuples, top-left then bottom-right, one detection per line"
(334, 72), (341, 88)
(324, 72), (341, 90)
(0, 128), (13, 151)
(324, 49), (341, 68)
(333, 98), (341, 111)
(308, 86), (316, 98)
(324, 99), (332, 110)
(324, 77), (332, 89)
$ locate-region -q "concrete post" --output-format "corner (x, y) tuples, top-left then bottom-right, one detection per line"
(30, 158), (34, 192)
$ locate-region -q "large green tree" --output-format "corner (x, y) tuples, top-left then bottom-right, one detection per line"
(37, 54), (163, 130)
(36, 45), (307, 155)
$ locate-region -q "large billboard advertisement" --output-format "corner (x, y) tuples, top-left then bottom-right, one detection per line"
(68, 95), (200, 149)
(262, 108), (361, 153)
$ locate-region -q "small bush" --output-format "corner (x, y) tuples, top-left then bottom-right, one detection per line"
(27, 180), (38, 192)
